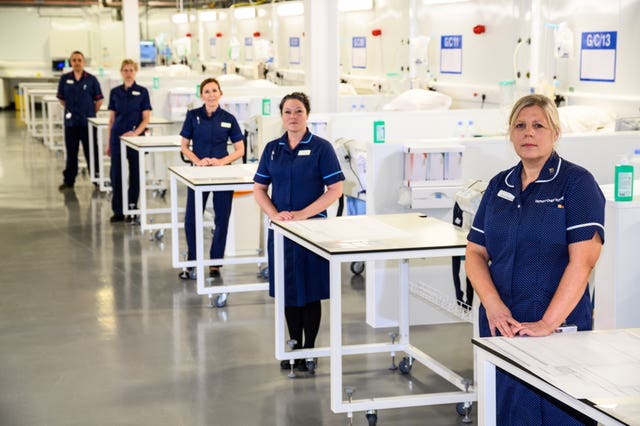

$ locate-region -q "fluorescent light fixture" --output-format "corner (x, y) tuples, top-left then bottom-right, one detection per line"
(338, 0), (373, 12)
(277, 2), (304, 16)
(199, 10), (217, 22)
(422, 0), (470, 4)
(172, 13), (188, 24)
(233, 6), (256, 20)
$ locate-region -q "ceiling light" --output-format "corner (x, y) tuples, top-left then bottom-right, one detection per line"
(199, 11), (217, 22)
(277, 2), (304, 16)
(172, 13), (188, 24)
(338, 0), (373, 12)
(233, 6), (256, 20)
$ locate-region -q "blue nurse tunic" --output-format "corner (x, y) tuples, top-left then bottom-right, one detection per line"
(254, 130), (345, 307)
(180, 105), (244, 261)
(56, 70), (104, 185)
(468, 151), (605, 425)
(108, 82), (152, 214)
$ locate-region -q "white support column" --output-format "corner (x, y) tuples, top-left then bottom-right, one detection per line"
(304, 0), (339, 113)
(529, 0), (542, 91)
(122, 0), (141, 62)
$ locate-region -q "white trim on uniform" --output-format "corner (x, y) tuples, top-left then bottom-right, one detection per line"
(566, 222), (605, 232)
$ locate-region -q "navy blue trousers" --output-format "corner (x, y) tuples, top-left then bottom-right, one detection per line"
(184, 189), (233, 262)
(63, 125), (99, 185)
(110, 145), (139, 215)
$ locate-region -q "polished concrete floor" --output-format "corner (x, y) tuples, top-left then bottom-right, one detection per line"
(0, 110), (475, 425)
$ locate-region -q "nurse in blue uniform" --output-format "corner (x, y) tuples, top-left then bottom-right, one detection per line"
(179, 78), (244, 278)
(56, 50), (104, 191)
(253, 92), (344, 372)
(106, 59), (152, 223)
(466, 94), (604, 425)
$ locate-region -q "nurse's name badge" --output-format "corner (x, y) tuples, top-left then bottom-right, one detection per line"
(497, 189), (515, 201)
(66, 79), (74, 84)
(221, 122), (231, 128)
(65, 112), (72, 119)
(298, 149), (311, 156)
(132, 90), (140, 96)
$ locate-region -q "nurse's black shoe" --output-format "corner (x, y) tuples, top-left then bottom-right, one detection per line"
(295, 359), (309, 372)
(209, 267), (221, 278)
(178, 268), (196, 280)
(58, 183), (74, 191)
(110, 214), (125, 223)
(280, 359), (292, 370)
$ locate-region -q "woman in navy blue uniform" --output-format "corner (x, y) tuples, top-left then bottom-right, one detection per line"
(253, 92), (344, 372)
(106, 59), (152, 223)
(179, 78), (244, 278)
(56, 50), (104, 191)
(466, 94), (605, 425)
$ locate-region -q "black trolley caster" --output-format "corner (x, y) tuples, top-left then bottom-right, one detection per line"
(259, 266), (269, 279)
(208, 293), (228, 308)
(305, 357), (316, 375)
(153, 229), (164, 241)
(350, 261), (365, 275)
(457, 402), (473, 423)
(398, 356), (413, 374)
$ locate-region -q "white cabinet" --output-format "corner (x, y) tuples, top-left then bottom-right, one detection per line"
(402, 144), (464, 209)
(593, 182), (640, 329)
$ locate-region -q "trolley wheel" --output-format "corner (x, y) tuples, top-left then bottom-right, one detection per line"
(365, 412), (377, 425)
(456, 402), (473, 416)
(159, 188), (167, 199)
(350, 261), (365, 275)
(154, 229), (164, 241)
(398, 357), (412, 374)
(215, 293), (228, 308)
(260, 266), (269, 279)
(306, 359), (316, 376)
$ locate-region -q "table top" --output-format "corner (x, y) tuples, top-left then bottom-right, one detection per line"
(169, 163), (257, 186)
(121, 135), (182, 148)
(473, 328), (640, 425)
(19, 82), (56, 89)
(88, 116), (173, 126)
(28, 88), (57, 96)
(272, 213), (468, 255)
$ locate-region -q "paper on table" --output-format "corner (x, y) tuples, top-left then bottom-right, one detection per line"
(490, 329), (640, 399)
(289, 217), (411, 244)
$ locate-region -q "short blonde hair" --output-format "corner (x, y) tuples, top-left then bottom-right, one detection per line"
(120, 58), (139, 72)
(508, 94), (561, 140)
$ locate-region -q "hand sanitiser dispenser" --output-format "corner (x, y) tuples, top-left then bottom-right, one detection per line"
(614, 157), (634, 201)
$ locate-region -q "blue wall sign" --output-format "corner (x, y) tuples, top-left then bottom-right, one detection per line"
(580, 31), (617, 82)
(440, 35), (462, 74)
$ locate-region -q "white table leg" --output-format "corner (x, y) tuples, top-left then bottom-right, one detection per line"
(474, 347), (496, 426)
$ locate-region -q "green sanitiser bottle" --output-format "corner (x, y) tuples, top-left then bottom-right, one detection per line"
(614, 158), (634, 201)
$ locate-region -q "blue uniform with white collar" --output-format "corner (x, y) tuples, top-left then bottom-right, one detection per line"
(254, 130), (345, 306)
(108, 82), (152, 215)
(56, 70), (103, 185)
(180, 105), (244, 262)
(468, 151), (605, 425)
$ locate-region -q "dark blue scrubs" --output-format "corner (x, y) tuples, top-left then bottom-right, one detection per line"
(468, 151), (605, 425)
(108, 82), (152, 215)
(254, 130), (345, 307)
(180, 105), (244, 261)
(57, 71), (103, 185)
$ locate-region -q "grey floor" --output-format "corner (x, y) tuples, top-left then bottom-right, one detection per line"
(0, 110), (475, 426)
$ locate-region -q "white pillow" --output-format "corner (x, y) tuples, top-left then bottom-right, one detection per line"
(382, 89), (452, 111)
(558, 105), (616, 133)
